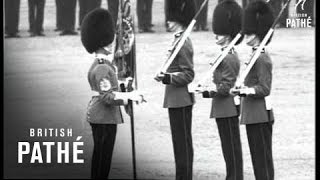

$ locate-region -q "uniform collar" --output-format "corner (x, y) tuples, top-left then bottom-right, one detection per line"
(252, 46), (266, 53)
(221, 46), (235, 54)
(173, 30), (184, 38)
(95, 53), (113, 64)
(245, 47), (266, 65)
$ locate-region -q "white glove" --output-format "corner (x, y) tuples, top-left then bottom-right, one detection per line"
(113, 91), (145, 103)
(239, 86), (256, 95)
(204, 84), (217, 92)
(230, 86), (255, 96)
(188, 83), (203, 93)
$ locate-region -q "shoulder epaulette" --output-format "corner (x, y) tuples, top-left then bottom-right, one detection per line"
(97, 58), (107, 64)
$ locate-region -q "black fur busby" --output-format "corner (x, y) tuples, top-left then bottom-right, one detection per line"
(242, 0), (275, 44)
(81, 8), (115, 54)
(212, 0), (243, 45)
(167, 0), (196, 27)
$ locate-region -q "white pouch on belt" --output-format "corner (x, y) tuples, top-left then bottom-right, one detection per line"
(234, 95), (240, 105)
(265, 96), (272, 110)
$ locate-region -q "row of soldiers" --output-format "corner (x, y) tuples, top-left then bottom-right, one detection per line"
(4, 0), (119, 38)
(80, 0), (297, 179)
(4, 0), (315, 38)
(167, 0), (315, 31)
(4, 0), (152, 37)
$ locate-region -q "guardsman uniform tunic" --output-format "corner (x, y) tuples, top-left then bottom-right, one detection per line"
(163, 32), (195, 108)
(163, 31), (195, 180)
(207, 48), (243, 180)
(240, 51), (274, 125)
(210, 49), (240, 118)
(87, 54), (124, 178)
(241, 49), (275, 180)
(87, 56), (124, 124)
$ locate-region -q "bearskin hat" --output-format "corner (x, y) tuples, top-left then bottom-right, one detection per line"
(167, 0), (196, 27)
(212, 0), (243, 45)
(80, 8), (115, 54)
(242, 0), (275, 44)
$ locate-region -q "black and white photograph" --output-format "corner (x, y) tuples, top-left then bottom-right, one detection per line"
(3, 0), (315, 179)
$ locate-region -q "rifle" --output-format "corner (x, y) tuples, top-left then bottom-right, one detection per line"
(234, 0), (291, 88)
(188, 32), (243, 93)
(115, 0), (138, 179)
(190, 0), (291, 93)
(154, 0), (209, 78)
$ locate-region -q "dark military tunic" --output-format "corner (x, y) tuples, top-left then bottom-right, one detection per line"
(240, 51), (274, 124)
(163, 32), (195, 108)
(210, 50), (240, 118)
(87, 56), (124, 124)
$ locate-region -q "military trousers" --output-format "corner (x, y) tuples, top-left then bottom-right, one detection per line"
(195, 0), (208, 30)
(136, 0), (153, 30)
(216, 116), (243, 180)
(5, 0), (20, 35)
(90, 123), (117, 179)
(246, 121), (274, 180)
(56, 0), (76, 31)
(168, 105), (193, 180)
(107, 0), (119, 27)
(28, 0), (45, 33)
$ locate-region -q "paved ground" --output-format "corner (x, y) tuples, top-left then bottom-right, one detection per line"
(4, 0), (315, 179)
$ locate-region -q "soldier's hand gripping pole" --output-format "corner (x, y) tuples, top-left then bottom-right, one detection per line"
(154, 0), (209, 80)
(231, 0), (291, 94)
(188, 32), (243, 93)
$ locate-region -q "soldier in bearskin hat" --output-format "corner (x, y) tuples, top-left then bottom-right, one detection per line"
(154, 0), (196, 179)
(234, 1), (275, 179)
(202, 0), (244, 179)
(81, 8), (143, 179)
